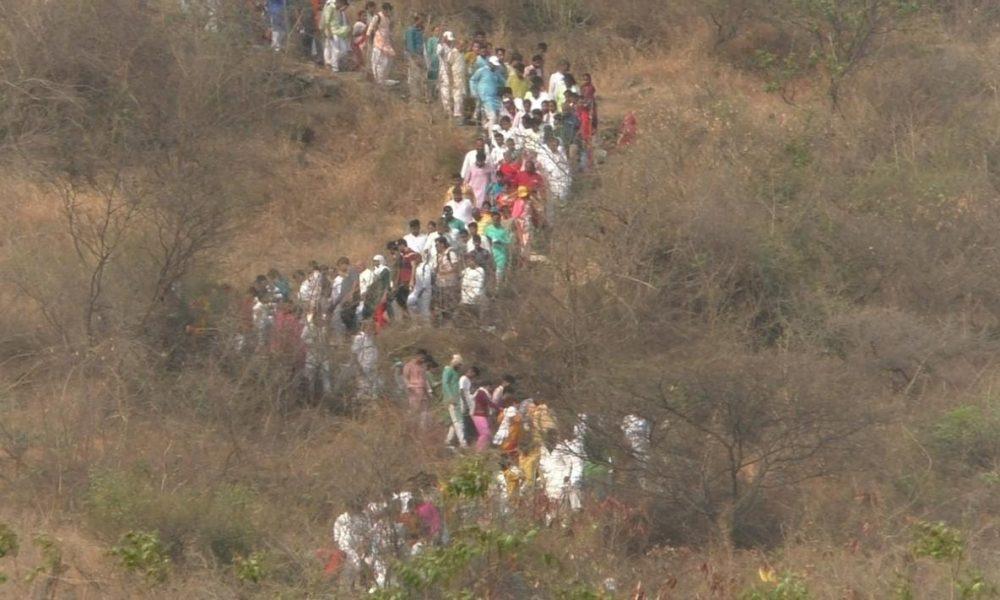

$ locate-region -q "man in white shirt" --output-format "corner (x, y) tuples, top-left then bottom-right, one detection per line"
(459, 365), (477, 416)
(547, 59), (569, 100)
(445, 187), (475, 225)
(326, 271), (345, 336)
(460, 136), (493, 179)
(498, 96), (523, 130)
(406, 251), (434, 322)
(403, 219), (428, 255)
(489, 131), (507, 166)
(459, 253), (486, 320)
(299, 263), (324, 316)
(537, 136), (572, 209)
(524, 76), (551, 113)
(351, 321), (380, 396)
(467, 222), (491, 252)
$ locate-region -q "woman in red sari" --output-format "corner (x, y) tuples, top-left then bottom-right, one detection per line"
(580, 72), (598, 130)
(350, 9), (368, 70)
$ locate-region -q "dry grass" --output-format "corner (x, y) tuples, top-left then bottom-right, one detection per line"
(3, 0), (1000, 597)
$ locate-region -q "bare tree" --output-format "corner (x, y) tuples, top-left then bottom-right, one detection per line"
(60, 173), (141, 344)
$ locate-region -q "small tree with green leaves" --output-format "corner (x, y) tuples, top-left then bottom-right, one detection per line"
(109, 530), (170, 584)
(0, 524), (18, 584)
(778, 0), (922, 107)
(234, 551), (267, 585)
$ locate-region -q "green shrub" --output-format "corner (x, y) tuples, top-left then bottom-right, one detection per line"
(85, 467), (260, 565)
(0, 523), (17, 584)
(911, 520), (964, 562)
(443, 456), (492, 501)
(929, 406), (1000, 471)
(200, 484), (258, 565)
(109, 530), (170, 583)
(740, 571), (811, 600)
(26, 534), (64, 583)
(234, 551), (267, 584)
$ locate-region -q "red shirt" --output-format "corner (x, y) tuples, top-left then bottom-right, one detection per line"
(269, 310), (305, 362)
(472, 387), (495, 416)
(514, 170), (544, 192)
(499, 161), (521, 185)
(396, 249), (418, 286)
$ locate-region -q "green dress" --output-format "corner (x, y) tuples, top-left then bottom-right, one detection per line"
(484, 222), (512, 275)
(441, 365), (461, 412)
(425, 36), (440, 81)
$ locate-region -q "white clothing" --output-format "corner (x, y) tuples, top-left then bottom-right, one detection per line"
(358, 268), (374, 296)
(537, 145), (572, 202)
(489, 145), (506, 167)
(322, 6), (350, 71)
(403, 232), (429, 254)
(438, 44), (466, 118)
(332, 512), (367, 569)
(547, 72), (566, 102)
(447, 197), (475, 225)
(524, 90), (551, 113)
(539, 440), (584, 511)
(406, 260), (434, 319)
(299, 271), (323, 308)
(371, 47), (391, 84)
(518, 128), (543, 155)
(622, 415), (652, 460)
(467, 237), (492, 254)
(493, 405), (518, 446)
(251, 299), (274, 346)
(460, 149), (494, 180)
(327, 275), (343, 307)
(459, 374), (473, 414)
(445, 404), (468, 447)
(352, 331), (379, 395)
(460, 266), (486, 305)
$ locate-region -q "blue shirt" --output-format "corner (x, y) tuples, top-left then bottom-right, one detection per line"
(404, 26), (424, 57)
(469, 66), (505, 112)
(267, 0), (285, 17)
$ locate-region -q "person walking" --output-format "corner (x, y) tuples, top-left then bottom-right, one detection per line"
(469, 56), (505, 130)
(432, 236), (460, 324)
(402, 352), (432, 428)
(406, 251), (434, 322)
(424, 25), (441, 103)
(436, 31), (465, 124)
(352, 321), (380, 397)
(442, 354), (467, 448)
(267, 0), (288, 51)
(321, 0), (351, 72)
(462, 149), (494, 210)
(367, 3), (396, 85)
(404, 13), (425, 100)
(483, 210), (513, 283)
(469, 372), (497, 452)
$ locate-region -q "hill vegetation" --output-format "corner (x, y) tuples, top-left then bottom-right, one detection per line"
(2, 0), (1000, 597)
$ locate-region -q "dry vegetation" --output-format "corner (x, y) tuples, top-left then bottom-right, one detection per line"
(2, 0), (1000, 597)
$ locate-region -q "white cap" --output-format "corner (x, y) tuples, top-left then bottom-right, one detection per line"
(442, 31), (455, 41)
(488, 56), (501, 67)
(373, 254), (386, 265)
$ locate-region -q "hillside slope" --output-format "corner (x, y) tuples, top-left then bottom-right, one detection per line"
(2, 0), (1000, 598)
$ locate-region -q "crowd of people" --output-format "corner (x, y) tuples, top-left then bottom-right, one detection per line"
(241, 3), (633, 397)
(235, 3), (648, 591)
(323, 365), (653, 592)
